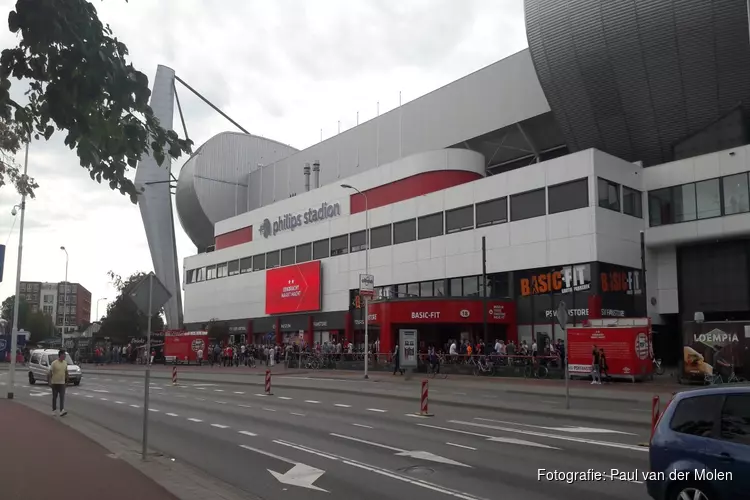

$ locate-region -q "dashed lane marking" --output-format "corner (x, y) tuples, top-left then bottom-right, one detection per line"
(85, 395), (94, 398)
(367, 409), (387, 413)
(187, 418), (203, 423)
(277, 396), (292, 400)
(100, 398), (108, 401)
(149, 409), (159, 413)
(305, 400), (321, 404)
(211, 424), (230, 429)
(263, 408), (277, 412)
(166, 413), (179, 417)
(233, 391), (245, 394)
(334, 404), (351, 408)
(130, 404), (140, 408)
(446, 443), (476, 451)
(291, 412), (305, 417)
(238, 431), (257, 437)
(352, 423), (373, 429)
(254, 394), (268, 397)
(115, 401), (124, 404)
(238, 404), (252, 408)
(214, 401), (227, 405)
(214, 389), (225, 392)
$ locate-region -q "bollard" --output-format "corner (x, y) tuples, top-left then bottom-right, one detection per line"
(419, 379), (434, 417)
(172, 365), (177, 386)
(265, 369), (273, 395)
(650, 395), (660, 439)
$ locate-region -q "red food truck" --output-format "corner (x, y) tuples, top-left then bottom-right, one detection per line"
(163, 330), (209, 365)
(567, 318), (653, 382)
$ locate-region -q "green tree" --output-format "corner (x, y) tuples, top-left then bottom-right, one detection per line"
(98, 270), (164, 342)
(1, 294), (29, 329)
(206, 317), (229, 340)
(24, 310), (55, 340)
(0, 0), (192, 200)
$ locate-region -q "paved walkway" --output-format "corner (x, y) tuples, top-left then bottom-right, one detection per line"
(0, 399), (177, 500)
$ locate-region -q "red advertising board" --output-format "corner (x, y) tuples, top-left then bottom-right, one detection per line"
(367, 299), (516, 325)
(265, 260), (322, 315)
(567, 324), (653, 380)
(164, 330), (208, 363)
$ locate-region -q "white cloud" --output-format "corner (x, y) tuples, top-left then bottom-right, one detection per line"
(0, 0), (527, 322)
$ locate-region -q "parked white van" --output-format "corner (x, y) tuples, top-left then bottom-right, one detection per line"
(28, 349), (82, 386)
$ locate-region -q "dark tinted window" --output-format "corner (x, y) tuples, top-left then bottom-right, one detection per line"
(370, 224), (392, 249)
(350, 230), (367, 252)
(722, 173), (750, 216)
(280, 247), (295, 266)
(434, 279), (445, 296)
(720, 394), (750, 445)
(407, 283), (419, 297)
(252, 253), (265, 271)
(623, 187), (642, 218)
(186, 269), (195, 284)
(446, 206), (474, 233)
(420, 281), (433, 297)
(393, 219), (416, 244)
(449, 278), (462, 297)
(696, 178), (721, 219)
(476, 197), (507, 227)
(313, 239), (329, 259)
(296, 243), (311, 263)
(463, 276), (479, 296)
(331, 235), (348, 256)
(670, 395), (721, 437)
(418, 212), (444, 239)
(228, 260), (240, 276)
(598, 178), (620, 211)
(240, 257), (252, 273)
(548, 178), (589, 214)
(266, 250), (280, 269)
(510, 188), (546, 221)
(649, 188), (673, 227)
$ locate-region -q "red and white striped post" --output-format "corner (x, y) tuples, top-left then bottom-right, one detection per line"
(650, 395), (660, 440)
(265, 369), (273, 395)
(420, 379), (433, 416)
(172, 365), (177, 386)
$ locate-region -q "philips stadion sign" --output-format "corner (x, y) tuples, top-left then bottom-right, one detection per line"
(259, 202), (341, 238)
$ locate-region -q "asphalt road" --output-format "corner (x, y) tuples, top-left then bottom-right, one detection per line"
(4, 372), (653, 500)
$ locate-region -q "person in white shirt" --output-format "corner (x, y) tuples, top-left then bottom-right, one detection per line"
(531, 340), (538, 358)
(449, 341), (457, 362)
(197, 348), (203, 366)
(494, 339), (502, 355)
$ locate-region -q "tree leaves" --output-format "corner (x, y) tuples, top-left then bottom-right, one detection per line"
(99, 269), (165, 342)
(0, 0), (192, 201)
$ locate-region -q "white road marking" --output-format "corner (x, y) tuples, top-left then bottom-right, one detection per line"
(475, 417), (639, 436)
(85, 395), (94, 398)
(195, 398), (206, 401)
(305, 400), (321, 404)
(100, 398), (108, 401)
(193, 384), (217, 387)
(291, 412), (305, 417)
(263, 408), (277, 412)
(239, 444), (328, 492)
(211, 424), (230, 429)
(238, 431), (257, 437)
(329, 433), (470, 467)
(238, 404), (252, 408)
(233, 391), (245, 395)
(367, 408), (387, 413)
(115, 401), (124, 404)
(278, 396), (292, 400)
(334, 404), (351, 408)
(449, 421), (647, 452)
(150, 386), (163, 390)
(71, 392), (80, 396)
(149, 408), (159, 413)
(255, 393), (268, 397)
(92, 389), (110, 393)
(214, 389), (225, 392)
(187, 418), (203, 423)
(446, 443), (476, 451)
(214, 401), (227, 405)
(196, 387), (206, 390)
(405, 414), (429, 419)
(130, 404), (140, 408)
(166, 413), (179, 417)
(352, 423), (373, 429)
(418, 423), (561, 450)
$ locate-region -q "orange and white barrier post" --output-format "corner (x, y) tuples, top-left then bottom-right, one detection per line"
(265, 369), (273, 395)
(172, 365), (178, 386)
(419, 379), (433, 416)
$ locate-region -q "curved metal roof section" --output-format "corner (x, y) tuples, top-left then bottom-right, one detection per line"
(176, 131), (298, 249)
(525, 0), (750, 166)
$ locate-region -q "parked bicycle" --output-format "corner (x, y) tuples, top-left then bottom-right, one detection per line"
(652, 357), (665, 376)
(524, 361), (549, 379)
(473, 356), (495, 376)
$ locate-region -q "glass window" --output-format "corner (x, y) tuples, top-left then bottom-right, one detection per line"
(669, 395), (721, 437)
(281, 247), (295, 266)
(331, 235), (349, 256)
(240, 257), (252, 273)
(510, 188), (546, 221)
(227, 260), (240, 276)
(548, 178), (589, 214)
(720, 395), (750, 445)
(252, 254), (265, 271)
(186, 270), (195, 284)
(313, 239), (330, 259)
(449, 278), (462, 297)
(393, 219), (417, 244)
(407, 283), (419, 297)
(266, 250), (280, 269)
(418, 212), (444, 239)
(598, 178), (620, 211)
(696, 178), (721, 219)
(350, 230), (367, 252)
(296, 243), (312, 263)
(673, 183), (697, 222)
(420, 281), (433, 297)
(396, 284), (407, 298)
(434, 279), (446, 296)
(445, 206), (474, 233)
(370, 224), (392, 249)
(648, 188), (673, 227)
(463, 276), (479, 296)
(722, 173), (750, 216)
(476, 197), (507, 227)
(217, 262), (228, 278)
(206, 265), (217, 280)
(623, 187), (643, 218)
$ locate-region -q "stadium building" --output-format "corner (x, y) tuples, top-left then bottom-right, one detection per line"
(137, 1), (750, 364)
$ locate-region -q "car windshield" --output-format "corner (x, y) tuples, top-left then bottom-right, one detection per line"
(47, 354), (74, 365)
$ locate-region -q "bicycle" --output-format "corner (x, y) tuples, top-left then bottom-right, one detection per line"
(704, 372), (723, 385)
(428, 361), (448, 379)
(524, 360), (549, 379)
(473, 357), (495, 376)
(652, 357), (665, 376)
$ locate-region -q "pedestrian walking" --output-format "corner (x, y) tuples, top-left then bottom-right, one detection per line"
(197, 348), (203, 366)
(392, 344), (404, 375)
(590, 345), (602, 385)
(49, 350), (68, 417)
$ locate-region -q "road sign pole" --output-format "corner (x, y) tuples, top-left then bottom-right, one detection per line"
(555, 300), (570, 410)
(141, 273), (153, 460)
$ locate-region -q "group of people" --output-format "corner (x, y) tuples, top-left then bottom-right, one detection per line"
(589, 344), (610, 384)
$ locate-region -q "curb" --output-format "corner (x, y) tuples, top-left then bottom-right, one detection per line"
(85, 370), (649, 427)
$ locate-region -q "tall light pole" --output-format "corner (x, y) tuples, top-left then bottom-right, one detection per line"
(60, 246), (69, 347)
(341, 184), (370, 379)
(96, 298), (108, 322)
(7, 138), (30, 400)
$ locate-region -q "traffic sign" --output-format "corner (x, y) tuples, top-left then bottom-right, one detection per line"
(128, 272), (172, 316)
(359, 273), (374, 297)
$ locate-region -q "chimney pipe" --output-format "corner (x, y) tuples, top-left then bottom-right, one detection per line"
(303, 163), (311, 192)
(312, 161), (320, 189)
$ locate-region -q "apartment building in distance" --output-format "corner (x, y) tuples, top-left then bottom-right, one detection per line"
(20, 281), (92, 333)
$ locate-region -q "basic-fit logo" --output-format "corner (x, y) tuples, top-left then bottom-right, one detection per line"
(259, 218), (272, 238)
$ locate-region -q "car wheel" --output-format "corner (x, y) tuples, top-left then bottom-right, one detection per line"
(670, 482), (715, 500)
(28, 373), (35, 385)
(73, 380), (80, 386)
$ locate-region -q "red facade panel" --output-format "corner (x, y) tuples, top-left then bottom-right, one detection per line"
(215, 226), (253, 250)
(349, 170), (482, 214)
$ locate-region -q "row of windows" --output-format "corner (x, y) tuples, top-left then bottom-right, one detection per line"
(20, 283), (39, 292)
(371, 274), (511, 300)
(648, 172), (750, 227)
(597, 178), (643, 218)
(186, 178), (592, 284)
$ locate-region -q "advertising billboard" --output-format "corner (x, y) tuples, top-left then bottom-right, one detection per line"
(265, 260), (322, 315)
(681, 321), (750, 381)
(164, 330), (208, 363)
(567, 324), (653, 380)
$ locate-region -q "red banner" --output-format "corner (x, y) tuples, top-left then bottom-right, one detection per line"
(367, 299), (515, 325)
(265, 261), (322, 315)
(164, 331), (208, 363)
(567, 325), (653, 379)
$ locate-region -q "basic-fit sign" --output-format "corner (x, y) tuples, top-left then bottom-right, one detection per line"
(259, 202), (341, 238)
(265, 261), (322, 315)
(519, 264), (591, 296)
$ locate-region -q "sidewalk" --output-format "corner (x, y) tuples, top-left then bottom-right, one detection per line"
(0, 399), (177, 500)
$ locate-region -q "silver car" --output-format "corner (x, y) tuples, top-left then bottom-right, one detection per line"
(28, 349), (82, 386)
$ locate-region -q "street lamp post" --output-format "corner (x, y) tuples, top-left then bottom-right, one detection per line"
(7, 138), (30, 400)
(96, 298), (108, 322)
(60, 246), (68, 347)
(341, 184), (370, 379)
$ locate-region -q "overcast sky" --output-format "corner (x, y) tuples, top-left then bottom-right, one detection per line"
(0, 0), (528, 323)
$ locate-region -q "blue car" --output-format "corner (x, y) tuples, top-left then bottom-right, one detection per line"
(647, 385), (750, 500)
